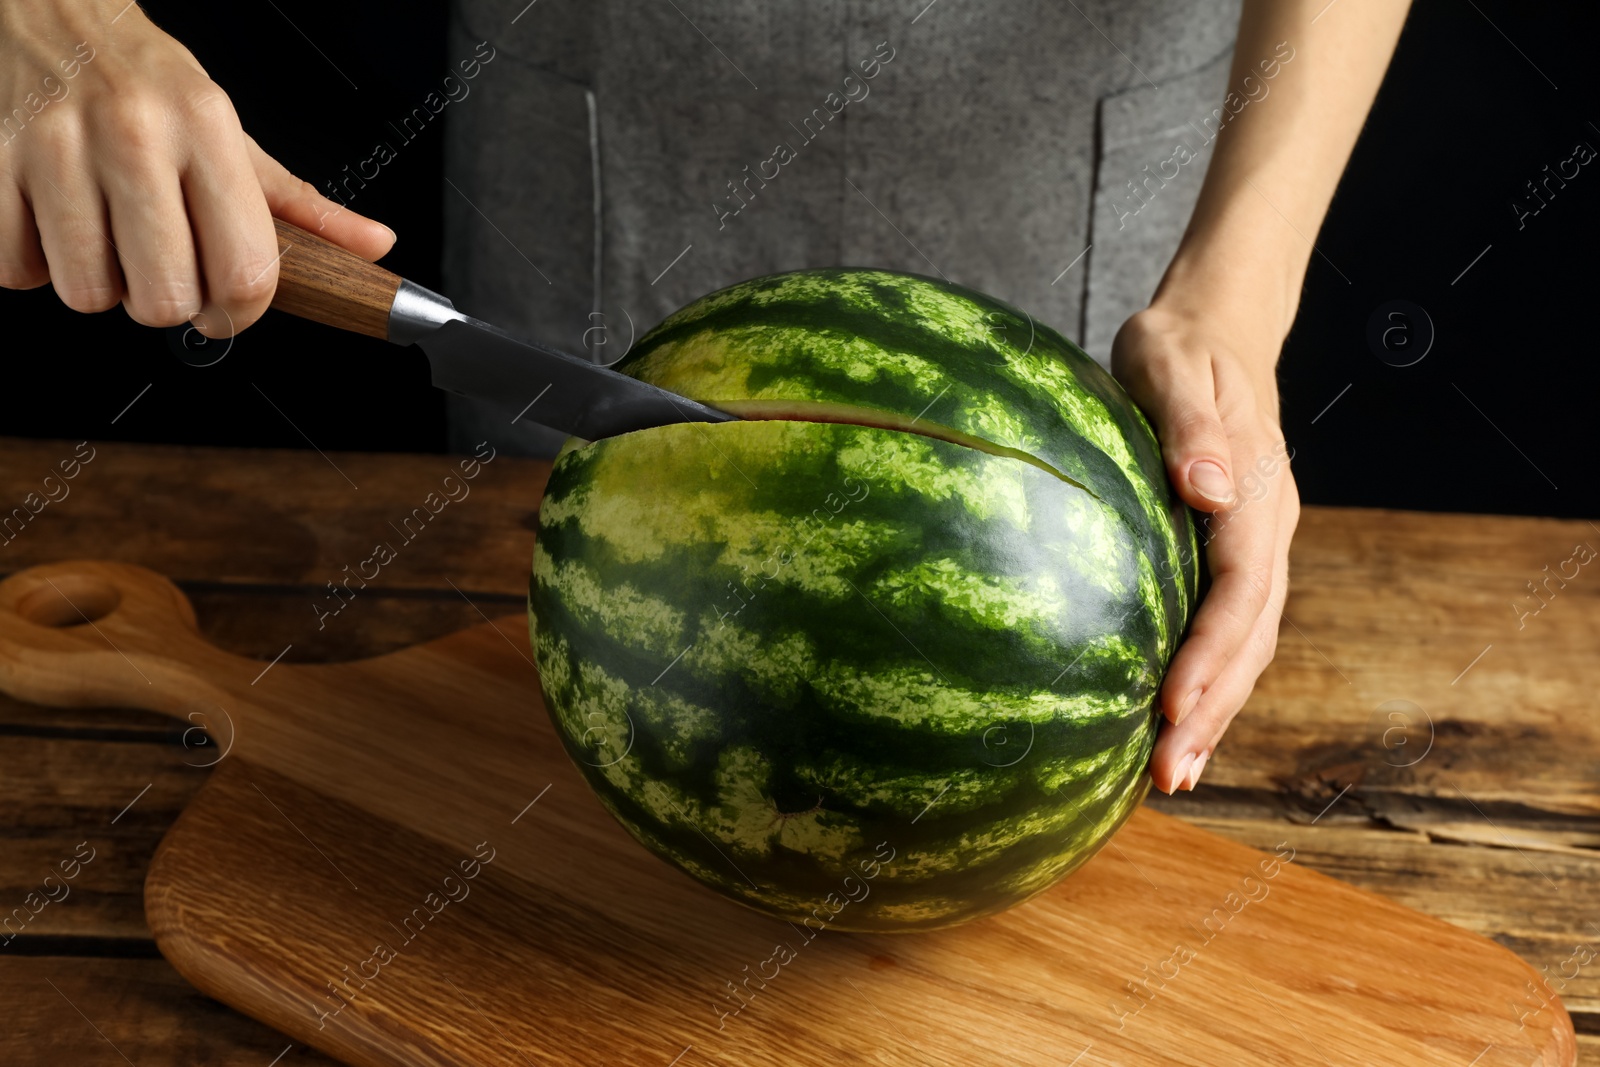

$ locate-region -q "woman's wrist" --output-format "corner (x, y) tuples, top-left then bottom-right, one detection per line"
(1150, 205), (1310, 360)
(1117, 237), (1294, 422)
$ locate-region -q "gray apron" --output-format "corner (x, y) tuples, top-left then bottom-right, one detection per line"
(443, 0), (1241, 455)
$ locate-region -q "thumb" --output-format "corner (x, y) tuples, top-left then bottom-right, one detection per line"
(246, 138), (397, 262)
(1148, 380), (1238, 513)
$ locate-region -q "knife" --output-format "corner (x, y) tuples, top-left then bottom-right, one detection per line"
(264, 219), (736, 440)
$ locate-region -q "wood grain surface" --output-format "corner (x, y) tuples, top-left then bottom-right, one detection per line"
(0, 437), (1594, 1064)
(0, 558), (1575, 1066)
(269, 219), (404, 340)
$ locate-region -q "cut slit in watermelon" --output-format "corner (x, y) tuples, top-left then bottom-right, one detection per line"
(620, 397), (1101, 499)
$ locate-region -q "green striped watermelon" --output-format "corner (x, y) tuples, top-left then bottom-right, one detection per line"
(530, 269), (1198, 932)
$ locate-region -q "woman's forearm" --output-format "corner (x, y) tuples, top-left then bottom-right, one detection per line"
(1155, 0), (1412, 354)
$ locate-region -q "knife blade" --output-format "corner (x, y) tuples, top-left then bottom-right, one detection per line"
(416, 316), (736, 440)
(265, 219), (737, 440)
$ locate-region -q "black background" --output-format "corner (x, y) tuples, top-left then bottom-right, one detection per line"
(3, 0), (1596, 518)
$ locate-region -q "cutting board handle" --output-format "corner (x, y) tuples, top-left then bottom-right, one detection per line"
(269, 218), (403, 341)
(0, 561), (241, 718)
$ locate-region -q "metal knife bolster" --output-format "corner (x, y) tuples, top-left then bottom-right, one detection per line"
(388, 279), (468, 346)
(385, 280), (736, 441)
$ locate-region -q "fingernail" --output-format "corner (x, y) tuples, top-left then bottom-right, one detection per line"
(1173, 688), (1200, 725)
(1185, 751), (1209, 790)
(1167, 752), (1196, 794)
(382, 224), (398, 245)
(1188, 460), (1236, 507)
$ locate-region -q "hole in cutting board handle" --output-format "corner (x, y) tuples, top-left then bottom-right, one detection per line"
(15, 575), (122, 628)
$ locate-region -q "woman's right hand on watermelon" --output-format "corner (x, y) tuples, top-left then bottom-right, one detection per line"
(0, 0), (394, 336)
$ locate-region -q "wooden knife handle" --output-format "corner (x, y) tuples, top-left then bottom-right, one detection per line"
(268, 218), (402, 340)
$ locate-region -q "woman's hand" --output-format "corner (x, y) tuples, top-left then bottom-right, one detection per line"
(0, 0), (394, 335)
(1107, 0), (1412, 792)
(1112, 300), (1299, 795)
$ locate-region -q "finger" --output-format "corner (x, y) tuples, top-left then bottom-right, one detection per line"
(30, 162), (123, 313)
(179, 98), (282, 336)
(1152, 488), (1297, 792)
(1158, 461), (1279, 724)
(0, 183), (49, 290)
(1144, 359), (1239, 512)
(90, 85), (206, 326)
(103, 167), (202, 327)
(248, 138), (395, 261)
(1150, 607), (1276, 792)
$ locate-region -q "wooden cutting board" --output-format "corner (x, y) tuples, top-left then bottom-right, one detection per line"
(0, 560), (1574, 1067)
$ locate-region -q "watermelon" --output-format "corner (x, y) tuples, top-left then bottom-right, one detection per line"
(529, 269), (1198, 932)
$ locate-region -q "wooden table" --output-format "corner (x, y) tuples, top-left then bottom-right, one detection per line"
(1, 436), (1594, 1065)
